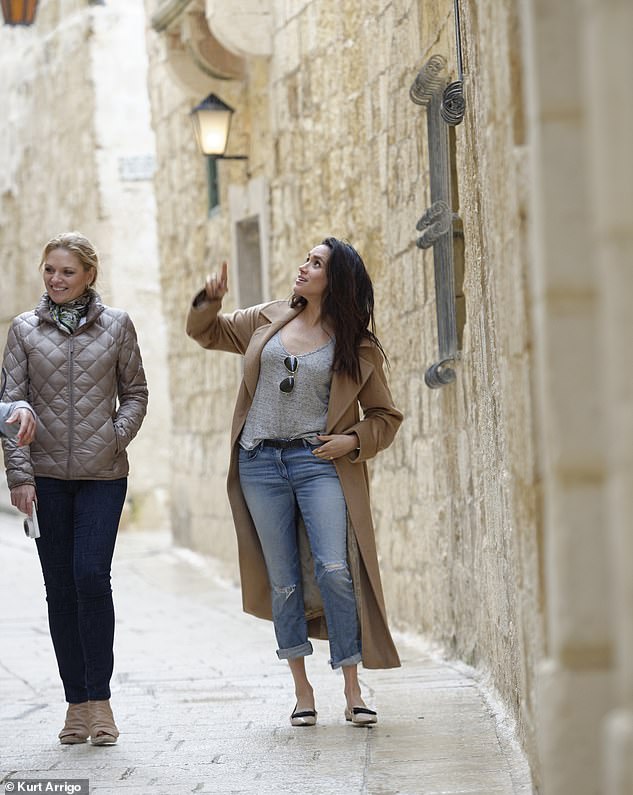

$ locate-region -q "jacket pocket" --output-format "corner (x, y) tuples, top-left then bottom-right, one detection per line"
(94, 419), (120, 469)
(111, 420), (123, 454)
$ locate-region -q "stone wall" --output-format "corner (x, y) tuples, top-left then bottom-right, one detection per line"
(144, 0), (544, 773)
(143, 1), (244, 564)
(522, 0), (633, 792)
(0, 1), (100, 331)
(589, 0), (633, 786)
(0, 0), (171, 528)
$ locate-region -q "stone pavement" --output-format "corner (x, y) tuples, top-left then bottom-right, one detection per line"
(0, 510), (534, 795)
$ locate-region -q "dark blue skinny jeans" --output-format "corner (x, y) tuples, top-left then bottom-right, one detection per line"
(34, 476), (127, 704)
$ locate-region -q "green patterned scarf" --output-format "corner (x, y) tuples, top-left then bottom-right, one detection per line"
(46, 289), (94, 334)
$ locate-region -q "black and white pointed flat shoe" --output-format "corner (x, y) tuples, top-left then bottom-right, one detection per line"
(290, 705), (317, 726)
(345, 706), (378, 725)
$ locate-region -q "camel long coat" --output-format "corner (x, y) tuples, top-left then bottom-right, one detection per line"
(186, 295), (403, 668)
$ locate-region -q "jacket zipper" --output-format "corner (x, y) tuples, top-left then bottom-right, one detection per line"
(66, 336), (75, 478)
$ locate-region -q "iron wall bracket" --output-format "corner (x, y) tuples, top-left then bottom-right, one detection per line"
(410, 53), (464, 388)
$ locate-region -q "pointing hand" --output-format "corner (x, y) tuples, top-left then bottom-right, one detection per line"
(205, 261), (228, 301)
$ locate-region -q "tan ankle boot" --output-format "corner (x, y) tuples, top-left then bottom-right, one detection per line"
(58, 701), (90, 744)
(88, 699), (119, 745)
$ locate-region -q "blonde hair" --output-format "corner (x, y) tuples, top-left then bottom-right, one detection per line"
(39, 232), (99, 287)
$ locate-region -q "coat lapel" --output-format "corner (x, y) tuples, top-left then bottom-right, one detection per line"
(326, 354), (374, 432)
(242, 304), (301, 400)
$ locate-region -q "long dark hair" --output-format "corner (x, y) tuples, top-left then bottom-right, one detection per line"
(291, 237), (387, 382)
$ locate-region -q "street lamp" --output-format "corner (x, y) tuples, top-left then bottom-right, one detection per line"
(190, 94), (247, 160)
(1, 0), (38, 25)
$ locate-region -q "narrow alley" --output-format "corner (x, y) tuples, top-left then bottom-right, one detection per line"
(0, 510), (532, 795)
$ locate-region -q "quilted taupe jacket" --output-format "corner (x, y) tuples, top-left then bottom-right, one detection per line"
(2, 294), (148, 489)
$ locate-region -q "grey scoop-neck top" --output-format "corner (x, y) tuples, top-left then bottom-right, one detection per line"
(239, 331), (335, 449)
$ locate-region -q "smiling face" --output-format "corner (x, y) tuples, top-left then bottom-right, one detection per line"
(293, 244), (330, 303)
(43, 247), (94, 304)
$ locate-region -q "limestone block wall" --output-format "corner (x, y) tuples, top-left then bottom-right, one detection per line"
(0, 1), (100, 334)
(144, 0), (250, 567)
(144, 0), (543, 773)
(588, 1), (633, 787)
(521, 0), (633, 791)
(0, 0), (170, 528)
(88, 0), (171, 529)
(267, 0), (544, 768)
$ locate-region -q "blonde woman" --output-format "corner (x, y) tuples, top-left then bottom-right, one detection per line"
(2, 232), (148, 745)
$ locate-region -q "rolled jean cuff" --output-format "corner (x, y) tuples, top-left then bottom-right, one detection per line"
(277, 641), (313, 661)
(330, 651), (362, 670)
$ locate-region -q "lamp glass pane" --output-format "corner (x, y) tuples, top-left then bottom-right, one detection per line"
(2, 0), (34, 24)
(195, 108), (232, 156)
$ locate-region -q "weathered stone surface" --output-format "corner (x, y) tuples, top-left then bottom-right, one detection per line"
(143, 0), (544, 780)
(0, 0), (171, 529)
(0, 513), (533, 794)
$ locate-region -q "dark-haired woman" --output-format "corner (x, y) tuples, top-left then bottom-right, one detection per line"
(186, 238), (402, 727)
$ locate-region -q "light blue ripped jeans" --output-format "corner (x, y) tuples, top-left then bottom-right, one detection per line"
(238, 441), (362, 669)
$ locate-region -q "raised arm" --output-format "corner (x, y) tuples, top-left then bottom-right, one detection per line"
(186, 261), (270, 354)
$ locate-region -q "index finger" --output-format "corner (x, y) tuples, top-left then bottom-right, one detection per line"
(220, 261), (228, 286)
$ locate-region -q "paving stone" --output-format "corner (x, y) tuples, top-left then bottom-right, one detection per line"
(0, 512), (533, 794)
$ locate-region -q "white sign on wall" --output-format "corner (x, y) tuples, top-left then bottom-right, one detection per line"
(118, 155), (156, 182)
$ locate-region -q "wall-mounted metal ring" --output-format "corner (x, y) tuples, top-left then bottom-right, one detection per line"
(424, 359), (457, 388)
(441, 80), (465, 125)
